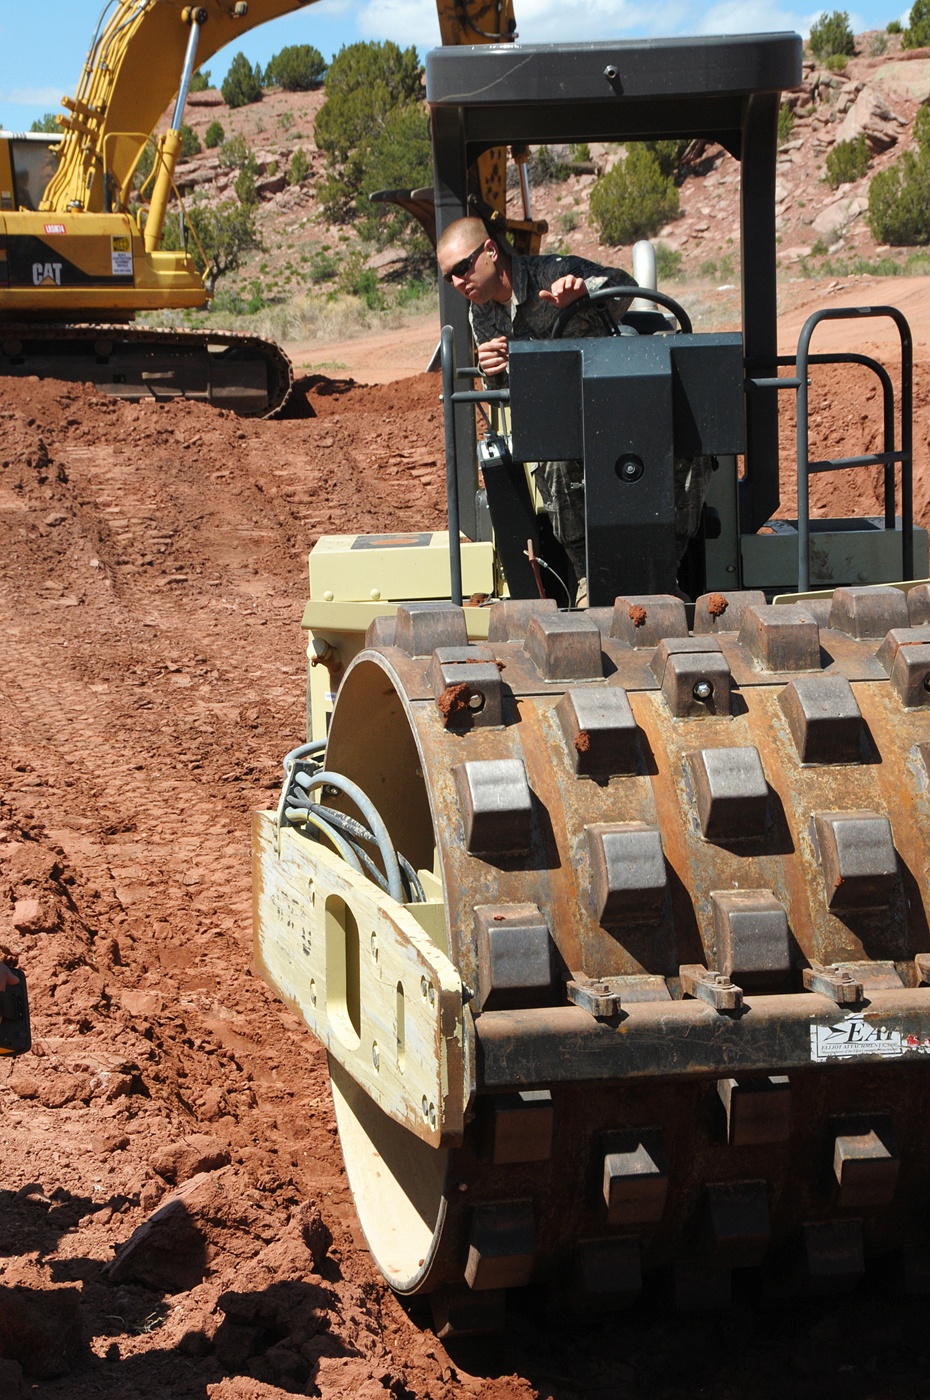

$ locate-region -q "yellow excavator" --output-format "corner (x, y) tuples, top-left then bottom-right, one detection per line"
(0, 0), (519, 414)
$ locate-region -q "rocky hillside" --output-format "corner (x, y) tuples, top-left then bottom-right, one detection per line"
(165, 32), (930, 324)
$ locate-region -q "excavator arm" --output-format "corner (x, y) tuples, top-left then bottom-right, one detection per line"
(0, 0), (525, 413)
(42, 1), (323, 221)
(42, 0), (521, 229)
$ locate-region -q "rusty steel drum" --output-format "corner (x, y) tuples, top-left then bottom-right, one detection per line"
(319, 586), (930, 1328)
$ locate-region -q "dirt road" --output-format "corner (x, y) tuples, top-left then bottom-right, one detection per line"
(2, 314), (930, 1396)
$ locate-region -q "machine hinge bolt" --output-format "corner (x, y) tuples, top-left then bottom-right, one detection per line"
(371, 1041), (380, 1069)
(693, 679), (713, 701)
(467, 690), (485, 711)
(604, 64), (618, 79)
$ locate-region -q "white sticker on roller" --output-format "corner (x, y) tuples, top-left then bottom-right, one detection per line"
(810, 1011), (906, 1062)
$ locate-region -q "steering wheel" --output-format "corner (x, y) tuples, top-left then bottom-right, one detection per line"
(550, 284), (693, 338)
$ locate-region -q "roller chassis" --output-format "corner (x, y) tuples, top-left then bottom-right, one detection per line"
(253, 31), (930, 1322)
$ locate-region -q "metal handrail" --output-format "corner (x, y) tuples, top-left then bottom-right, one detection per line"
(794, 308), (913, 591)
(440, 325), (510, 606)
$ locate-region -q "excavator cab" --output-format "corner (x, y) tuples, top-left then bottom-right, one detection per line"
(0, 133), (60, 213)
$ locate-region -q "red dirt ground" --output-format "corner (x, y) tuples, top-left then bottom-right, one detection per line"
(1, 351), (930, 1399)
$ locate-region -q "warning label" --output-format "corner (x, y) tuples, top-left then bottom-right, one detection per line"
(111, 235), (132, 276)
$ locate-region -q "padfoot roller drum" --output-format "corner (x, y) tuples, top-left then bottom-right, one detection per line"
(253, 586), (930, 1324)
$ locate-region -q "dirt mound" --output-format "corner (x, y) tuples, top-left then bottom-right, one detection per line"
(1, 361), (928, 1399)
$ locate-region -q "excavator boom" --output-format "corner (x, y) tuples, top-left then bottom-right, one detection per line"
(1, 0), (519, 414)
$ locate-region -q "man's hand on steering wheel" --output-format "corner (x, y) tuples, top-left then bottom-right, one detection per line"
(537, 275), (589, 309)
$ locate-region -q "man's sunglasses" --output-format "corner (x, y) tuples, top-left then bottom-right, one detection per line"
(443, 242), (486, 283)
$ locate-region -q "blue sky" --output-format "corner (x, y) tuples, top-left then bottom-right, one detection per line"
(0, 0), (911, 133)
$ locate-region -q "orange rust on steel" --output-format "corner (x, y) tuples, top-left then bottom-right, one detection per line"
(749, 682), (900, 967)
(626, 689), (705, 967)
(474, 989), (930, 1088)
(735, 683), (820, 966)
(510, 695), (587, 974)
(851, 679), (930, 962)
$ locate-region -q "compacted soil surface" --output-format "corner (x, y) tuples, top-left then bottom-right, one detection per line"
(2, 342), (930, 1398)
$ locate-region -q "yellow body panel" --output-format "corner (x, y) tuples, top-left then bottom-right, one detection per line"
(0, 211), (205, 314)
(303, 531), (495, 739)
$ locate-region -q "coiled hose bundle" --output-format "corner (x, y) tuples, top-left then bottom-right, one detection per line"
(275, 742), (425, 904)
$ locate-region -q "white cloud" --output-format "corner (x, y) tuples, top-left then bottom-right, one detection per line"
(515, 0), (687, 41)
(695, 0), (814, 35)
(0, 86), (64, 106)
(355, 0), (442, 47)
(355, 0), (691, 48)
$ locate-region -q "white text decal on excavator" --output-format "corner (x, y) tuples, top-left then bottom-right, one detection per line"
(811, 1012), (905, 1061)
(32, 262), (62, 285)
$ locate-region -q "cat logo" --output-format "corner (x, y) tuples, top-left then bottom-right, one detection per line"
(32, 261), (63, 286)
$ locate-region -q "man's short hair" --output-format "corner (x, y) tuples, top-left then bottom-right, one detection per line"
(436, 216), (493, 260)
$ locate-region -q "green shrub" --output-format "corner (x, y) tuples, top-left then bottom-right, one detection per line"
(589, 145), (679, 245)
(179, 123), (201, 159)
(809, 10), (856, 59)
(288, 148), (310, 185)
(265, 44), (326, 90)
(654, 243), (682, 279)
(826, 52), (849, 70)
(529, 145), (571, 183)
(825, 134), (870, 186)
(221, 52), (263, 108)
(30, 112), (60, 134)
(868, 149), (930, 242)
(308, 249), (338, 281)
(234, 159), (258, 206)
(570, 142), (592, 163)
(278, 111), (295, 132)
(778, 103), (796, 144)
(189, 68), (212, 92)
(558, 210), (578, 233)
(358, 103), (433, 245)
(645, 139), (689, 179)
(161, 200), (261, 293)
(397, 276), (433, 305)
(315, 41), (422, 161)
(338, 253), (385, 309)
(888, 17), (903, 31)
(904, 0), (930, 45)
(204, 120), (225, 149)
(218, 134), (252, 170)
(313, 42), (428, 245)
(870, 31), (889, 54)
(914, 103), (930, 148)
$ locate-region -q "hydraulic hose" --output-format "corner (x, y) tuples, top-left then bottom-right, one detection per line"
(292, 770), (404, 904)
(284, 806), (364, 875)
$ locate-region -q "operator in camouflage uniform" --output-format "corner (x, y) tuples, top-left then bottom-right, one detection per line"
(436, 217), (714, 604)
